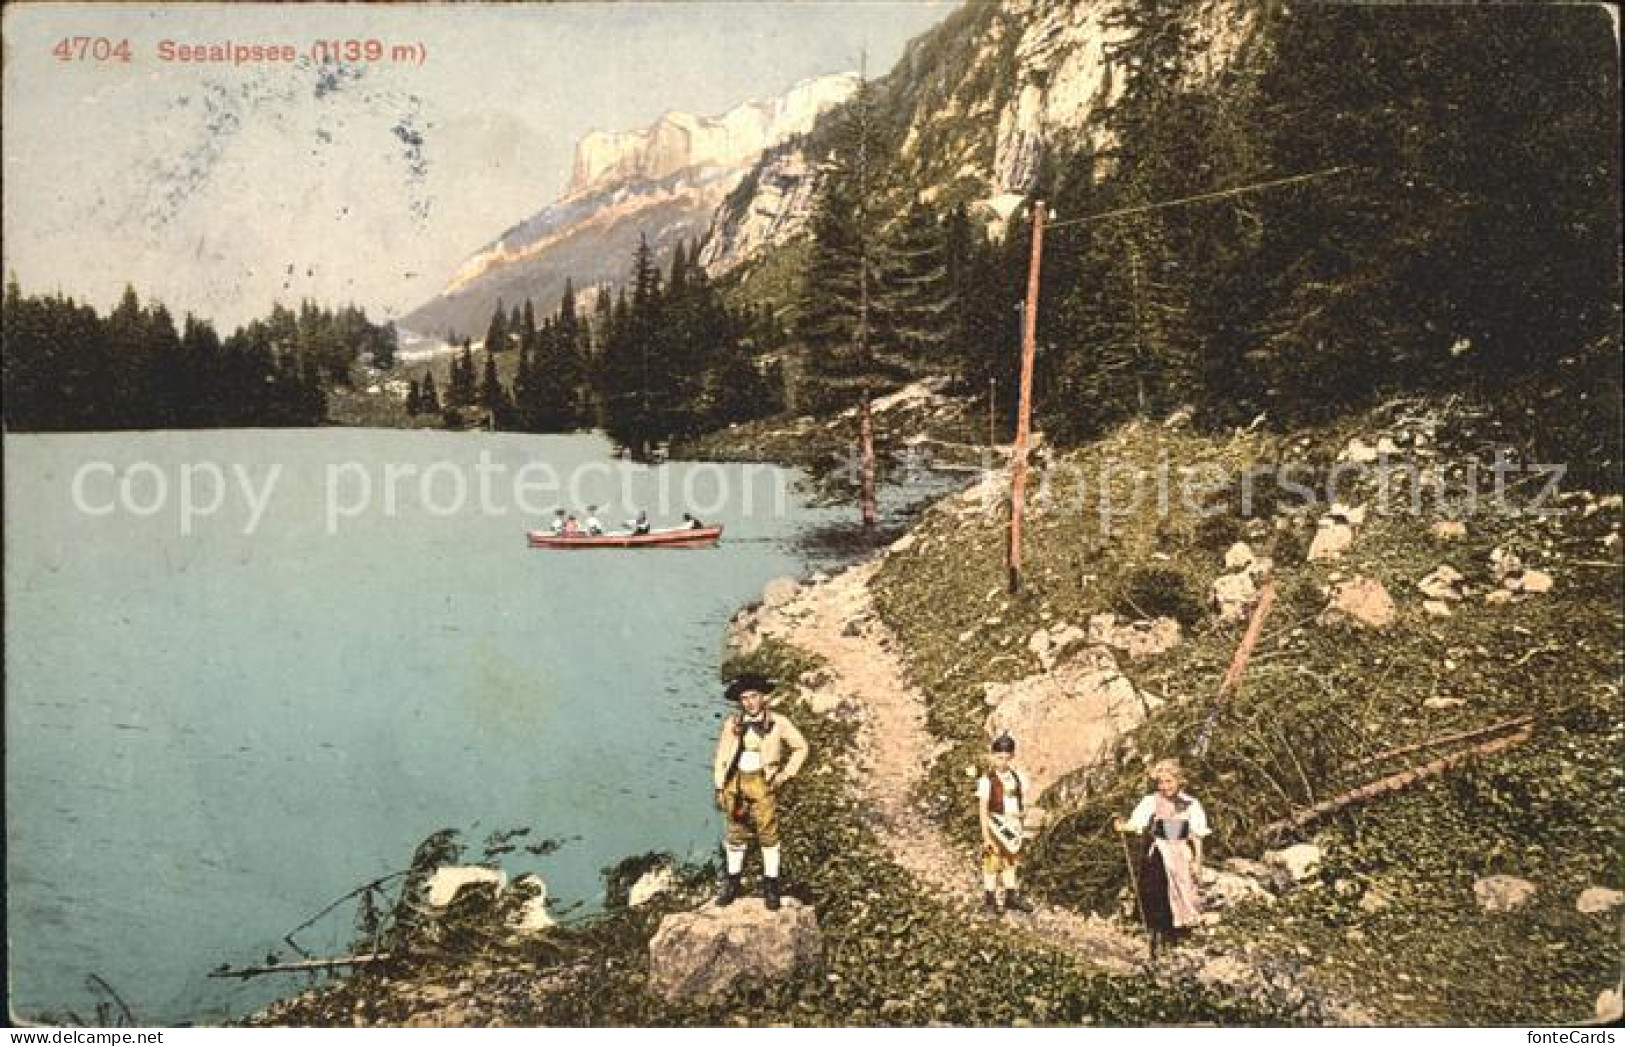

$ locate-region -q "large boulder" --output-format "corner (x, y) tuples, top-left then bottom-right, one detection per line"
(983, 648), (1145, 797)
(426, 866), (507, 908)
(1473, 874), (1537, 913)
(647, 899), (819, 1001)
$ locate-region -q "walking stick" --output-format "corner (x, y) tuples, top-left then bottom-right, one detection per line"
(1115, 821), (1157, 960)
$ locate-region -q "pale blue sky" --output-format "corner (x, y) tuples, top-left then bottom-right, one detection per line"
(2, 2), (958, 328)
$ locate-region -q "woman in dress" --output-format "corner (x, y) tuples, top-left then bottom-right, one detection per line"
(1115, 758), (1210, 953)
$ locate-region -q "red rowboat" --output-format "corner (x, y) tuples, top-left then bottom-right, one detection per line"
(526, 525), (723, 550)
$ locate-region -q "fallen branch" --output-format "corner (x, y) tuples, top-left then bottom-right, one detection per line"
(1345, 714), (1535, 772)
(209, 953), (392, 979)
(1262, 723), (1535, 841)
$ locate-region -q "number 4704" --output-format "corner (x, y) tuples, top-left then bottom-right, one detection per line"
(53, 37), (133, 62)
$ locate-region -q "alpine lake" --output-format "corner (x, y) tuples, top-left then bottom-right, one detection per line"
(4, 429), (956, 1025)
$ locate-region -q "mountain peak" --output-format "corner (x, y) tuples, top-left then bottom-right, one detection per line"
(564, 72), (859, 199)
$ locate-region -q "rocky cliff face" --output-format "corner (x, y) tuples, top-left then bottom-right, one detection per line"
(402, 74), (856, 340)
(701, 0), (1254, 277)
(568, 75), (857, 199)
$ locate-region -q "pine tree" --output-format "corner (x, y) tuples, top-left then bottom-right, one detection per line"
(450, 342), (477, 406)
(420, 369), (441, 414)
(480, 350), (505, 415)
(797, 70), (900, 526)
(483, 300), (510, 353)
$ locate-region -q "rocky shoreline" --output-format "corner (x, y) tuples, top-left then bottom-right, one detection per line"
(256, 394), (1624, 1026)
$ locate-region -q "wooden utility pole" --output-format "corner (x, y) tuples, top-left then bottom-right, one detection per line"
(1007, 201), (1045, 593)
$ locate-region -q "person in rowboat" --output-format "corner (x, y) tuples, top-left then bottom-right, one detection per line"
(562, 514), (582, 537)
(584, 506), (604, 536)
(547, 509), (567, 536)
(682, 512), (705, 530)
(1115, 758), (1210, 953)
(712, 673), (809, 910)
(977, 732), (1034, 915)
(625, 510), (651, 535)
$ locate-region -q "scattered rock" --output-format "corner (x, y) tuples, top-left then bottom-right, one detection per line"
(647, 899), (819, 1001)
(426, 866), (507, 908)
(1417, 565), (1466, 601)
(1319, 577), (1396, 629)
(1212, 571), (1258, 623)
(1224, 542), (1256, 571)
(1423, 696), (1467, 710)
(1513, 568), (1555, 594)
(629, 866), (677, 908)
(510, 874), (554, 931)
(1340, 438), (1380, 465)
(1489, 547), (1524, 581)
(1087, 613), (1181, 660)
(1485, 589), (1516, 606)
(1308, 520), (1355, 561)
(1575, 886), (1624, 915)
(1430, 520), (1467, 541)
(1263, 843), (1322, 883)
(1598, 988), (1624, 1025)
(983, 648), (1145, 796)
(1473, 874), (1537, 912)
(761, 577), (800, 609)
(888, 532), (917, 554)
(1423, 600), (1454, 618)
(1375, 436), (1401, 456)
(1204, 870), (1276, 909)
(1359, 888), (1393, 914)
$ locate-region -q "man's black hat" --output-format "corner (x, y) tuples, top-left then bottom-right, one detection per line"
(724, 673), (775, 702)
(990, 731), (1016, 753)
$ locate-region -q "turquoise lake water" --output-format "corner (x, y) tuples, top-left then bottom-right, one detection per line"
(4, 429), (940, 1024)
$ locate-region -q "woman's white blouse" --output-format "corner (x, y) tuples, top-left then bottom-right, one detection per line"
(1126, 793), (1211, 837)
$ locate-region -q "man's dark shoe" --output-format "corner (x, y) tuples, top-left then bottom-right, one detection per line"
(716, 874), (742, 907)
(983, 890), (1001, 915)
(763, 876), (782, 911)
(1003, 890), (1035, 914)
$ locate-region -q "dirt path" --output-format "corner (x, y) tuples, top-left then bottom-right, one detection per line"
(752, 558), (1371, 1022)
(758, 560), (1148, 975)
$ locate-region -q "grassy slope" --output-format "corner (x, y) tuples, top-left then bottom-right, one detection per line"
(869, 400), (1623, 1025)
